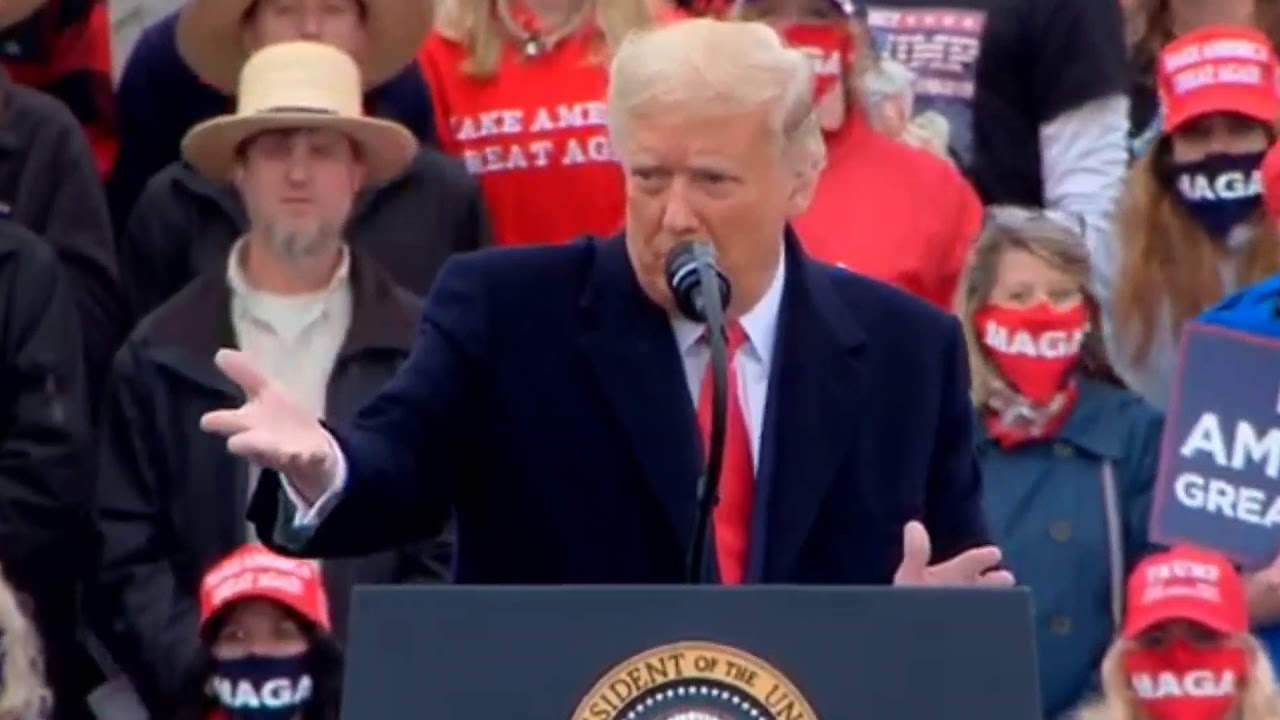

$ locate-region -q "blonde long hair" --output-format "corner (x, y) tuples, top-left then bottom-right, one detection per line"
(435, 0), (655, 79)
(1111, 147), (1280, 368)
(1074, 635), (1280, 720)
(0, 564), (50, 720)
(954, 207), (1118, 406)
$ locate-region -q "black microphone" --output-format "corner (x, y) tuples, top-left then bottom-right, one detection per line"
(664, 241), (733, 585)
(665, 241), (732, 323)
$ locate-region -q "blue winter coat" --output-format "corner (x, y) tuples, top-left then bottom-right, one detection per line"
(977, 378), (1162, 717)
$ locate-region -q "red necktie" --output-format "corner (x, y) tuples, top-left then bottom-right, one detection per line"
(696, 323), (754, 585)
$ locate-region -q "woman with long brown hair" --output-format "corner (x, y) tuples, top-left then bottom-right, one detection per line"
(1127, 0), (1280, 158)
(420, 0), (656, 247)
(1107, 25), (1280, 408)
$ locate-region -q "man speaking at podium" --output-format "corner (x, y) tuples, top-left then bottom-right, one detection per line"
(200, 18), (1014, 590)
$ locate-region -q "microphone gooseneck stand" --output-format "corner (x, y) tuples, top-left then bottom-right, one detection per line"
(684, 259), (731, 584)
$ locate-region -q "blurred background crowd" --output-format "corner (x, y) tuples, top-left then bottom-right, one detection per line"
(0, 0), (1278, 717)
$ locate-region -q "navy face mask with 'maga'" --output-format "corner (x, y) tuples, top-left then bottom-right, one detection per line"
(208, 654), (313, 720)
(1167, 150), (1267, 239)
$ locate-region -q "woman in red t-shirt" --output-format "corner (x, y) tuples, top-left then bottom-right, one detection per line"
(422, 0), (656, 247)
(739, 0), (983, 310)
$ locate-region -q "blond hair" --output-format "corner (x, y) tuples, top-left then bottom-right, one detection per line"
(607, 18), (826, 175)
(435, 0), (654, 79)
(955, 206), (1115, 406)
(1074, 635), (1280, 720)
(0, 564), (50, 720)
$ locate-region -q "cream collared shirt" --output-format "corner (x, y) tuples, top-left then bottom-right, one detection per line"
(227, 239), (354, 419)
(227, 239), (353, 537)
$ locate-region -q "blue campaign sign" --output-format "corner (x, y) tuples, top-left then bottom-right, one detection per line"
(1150, 322), (1280, 571)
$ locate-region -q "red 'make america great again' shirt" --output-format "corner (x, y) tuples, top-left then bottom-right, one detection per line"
(419, 29), (625, 247)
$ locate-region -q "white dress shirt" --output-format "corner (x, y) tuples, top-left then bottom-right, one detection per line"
(228, 240), (353, 421)
(227, 239), (352, 534)
(668, 256), (785, 470)
(286, 249), (788, 526)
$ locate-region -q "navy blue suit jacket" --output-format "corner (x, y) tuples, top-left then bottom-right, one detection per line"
(249, 232), (991, 584)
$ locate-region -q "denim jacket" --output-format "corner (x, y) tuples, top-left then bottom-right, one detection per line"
(977, 378), (1163, 717)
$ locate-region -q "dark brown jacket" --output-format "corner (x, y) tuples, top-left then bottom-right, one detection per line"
(0, 68), (123, 404)
(93, 251), (452, 715)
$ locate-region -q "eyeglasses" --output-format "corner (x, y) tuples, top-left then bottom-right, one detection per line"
(984, 204), (1088, 240)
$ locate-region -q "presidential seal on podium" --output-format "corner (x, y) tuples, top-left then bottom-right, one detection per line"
(572, 641), (819, 719)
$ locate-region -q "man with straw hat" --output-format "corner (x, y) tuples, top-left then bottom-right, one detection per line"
(107, 0), (450, 242)
(116, 0), (486, 322)
(93, 41), (452, 717)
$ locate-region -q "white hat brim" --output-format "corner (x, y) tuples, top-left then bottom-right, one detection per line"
(176, 0), (431, 95)
(181, 112), (418, 184)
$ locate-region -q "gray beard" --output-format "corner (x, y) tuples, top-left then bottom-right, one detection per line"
(266, 221), (342, 262)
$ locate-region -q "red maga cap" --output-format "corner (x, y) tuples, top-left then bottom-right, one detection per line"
(1158, 26), (1280, 133)
(1122, 545), (1248, 640)
(199, 544), (330, 634)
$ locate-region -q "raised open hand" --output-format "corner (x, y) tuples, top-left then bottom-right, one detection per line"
(893, 521), (1016, 588)
(198, 349), (338, 503)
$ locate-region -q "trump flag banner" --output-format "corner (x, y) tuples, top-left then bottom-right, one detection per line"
(1150, 322), (1280, 570)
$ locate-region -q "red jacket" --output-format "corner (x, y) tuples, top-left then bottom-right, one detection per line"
(794, 113), (982, 310)
(1, 0), (117, 177)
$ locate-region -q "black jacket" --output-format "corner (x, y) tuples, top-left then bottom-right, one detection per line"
(93, 251), (452, 715)
(0, 68), (123, 404)
(0, 218), (94, 715)
(120, 150), (490, 321)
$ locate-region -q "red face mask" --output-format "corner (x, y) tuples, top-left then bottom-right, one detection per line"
(777, 21), (853, 108)
(972, 302), (1090, 404)
(1123, 641), (1249, 720)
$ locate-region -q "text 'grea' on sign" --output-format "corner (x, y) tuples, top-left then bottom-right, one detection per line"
(1176, 412), (1280, 526)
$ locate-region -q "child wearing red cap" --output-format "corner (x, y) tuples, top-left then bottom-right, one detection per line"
(175, 545), (343, 720)
(1076, 546), (1280, 720)
(1109, 25), (1280, 411)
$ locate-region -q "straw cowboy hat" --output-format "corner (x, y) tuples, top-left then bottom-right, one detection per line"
(181, 42), (417, 184)
(0, 0), (45, 30)
(176, 0), (431, 95)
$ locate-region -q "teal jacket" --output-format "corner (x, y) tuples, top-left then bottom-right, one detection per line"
(977, 378), (1162, 718)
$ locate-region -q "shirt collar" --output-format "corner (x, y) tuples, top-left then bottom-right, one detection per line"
(226, 237), (352, 300)
(227, 237), (352, 331)
(671, 247), (786, 367)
